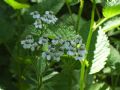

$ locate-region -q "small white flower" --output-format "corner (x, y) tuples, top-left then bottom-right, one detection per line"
(75, 56), (83, 61)
(78, 49), (86, 56)
(38, 37), (48, 44)
(63, 41), (70, 50)
(30, 11), (40, 19)
(67, 50), (75, 56)
(34, 20), (42, 29)
(51, 39), (59, 45)
(31, 42), (38, 51)
(21, 35), (38, 51)
(42, 52), (51, 60)
(41, 11), (58, 24)
(47, 54), (51, 60)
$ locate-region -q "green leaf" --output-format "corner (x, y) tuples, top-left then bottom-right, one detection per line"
(36, 57), (46, 74)
(103, 0), (120, 18)
(106, 45), (120, 73)
(89, 28), (110, 74)
(108, 45), (120, 65)
(43, 70), (80, 90)
(42, 72), (59, 82)
(4, 0), (30, 9)
(66, 0), (79, 6)
(101, 16), (120, 32)
(45, 24), (76, 40)
(40, 0), (65, 14)
(88, 83), (110, 90)
(0, 17), (15, 43)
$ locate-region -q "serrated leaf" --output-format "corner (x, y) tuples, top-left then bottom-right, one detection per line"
(89, 28), (110, 74)
(103, 0), (120, 18)
(45, 24), (76, 40)
(101, 16), (120, 32)
(4, 0), (30, 9)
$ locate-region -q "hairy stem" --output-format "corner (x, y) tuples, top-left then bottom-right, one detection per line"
(80, 0), (96, 90)
(80, 60), (86, 90)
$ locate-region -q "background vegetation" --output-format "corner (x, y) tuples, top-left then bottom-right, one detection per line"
(0, 0), (120, 90)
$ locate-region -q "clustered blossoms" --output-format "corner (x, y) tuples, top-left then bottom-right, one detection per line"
(21, 34), (86, 61)
(21, 35), (38, 51)
(38, 35), (86, 61)
(21, 11), (86, 61)
(30, 11), (58, 29)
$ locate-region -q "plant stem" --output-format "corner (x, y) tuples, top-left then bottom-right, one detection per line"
(93, 18), (108, 31)
(76, 0), (84, 33)
(86, 0), (96, 51)
(80, 0), (96, 90)
(80, 60), (86, 90)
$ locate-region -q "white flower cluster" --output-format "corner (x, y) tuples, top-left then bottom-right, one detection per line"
(30, 11), (58, 29)
(21, 34), (86, 61)
(21, 35), (38, 51)
(39, 35), (86, 61)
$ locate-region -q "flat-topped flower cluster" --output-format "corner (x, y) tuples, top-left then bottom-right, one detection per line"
(21, 34), (86, 61)
(21, 11), (86, 61)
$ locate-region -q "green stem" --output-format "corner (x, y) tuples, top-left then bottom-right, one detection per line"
(80, 60), (86, 90)
(86, 0), (96, 51)
(76, 0), (84, 33)
(82, 0), (96, 90)
(93, 18), (108, 31)
(37, 75), (42, 90)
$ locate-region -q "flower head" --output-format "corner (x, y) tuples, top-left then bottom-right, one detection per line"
(21, 35), (38, 51)
(34, 20), (42, 29)
(30, 11), (40, 19)
(41, 11), (58, 24)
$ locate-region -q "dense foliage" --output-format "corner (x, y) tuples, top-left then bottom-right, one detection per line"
(0, 0), (120, 90)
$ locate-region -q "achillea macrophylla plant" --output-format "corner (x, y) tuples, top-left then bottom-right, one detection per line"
(2, 0), (120, 90)
(20, 7), (111, 90)
(21, 10), (87, 90)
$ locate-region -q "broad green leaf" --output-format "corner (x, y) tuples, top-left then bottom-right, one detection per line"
(4, 0), (30, 9)
(103, 0), (120, 18)
(101, 16), (120, 32)
(89, 27), (110, 74)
